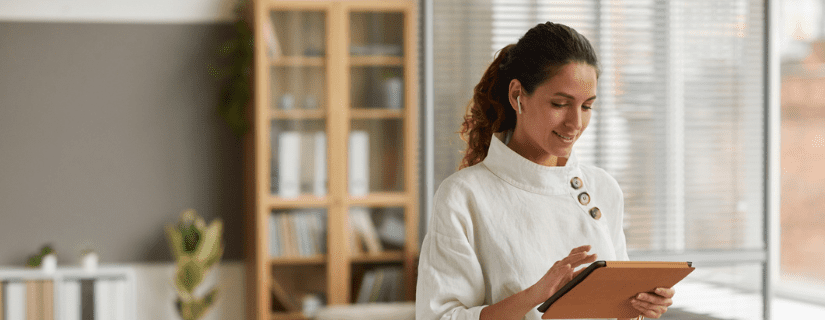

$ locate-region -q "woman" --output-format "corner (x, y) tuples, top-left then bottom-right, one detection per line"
(416, 22), (675, 320)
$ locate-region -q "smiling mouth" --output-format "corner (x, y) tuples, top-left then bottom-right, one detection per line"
(553, 131), (575, 142)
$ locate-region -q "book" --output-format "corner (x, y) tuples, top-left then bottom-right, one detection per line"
(269, 213), (282, 257)
(354, 267), (403, 304)
(350, 220), (366, 255)
(61, 280), (81, 320)
(315, 210), (327, 254)
(279, 213), (298, 257)
(263, 16), (282, 59)
(278, 131), (301, 198)
(306, 211), (320, 255)
(377, 208), (405, 247)
(270, 278), (299, 312)
(25, 281), (40, 320)
(294, 212), (312, 256)
(299, 134), (316, 195)
(95, 279), (115, 320)
(386, 268), (402, 302)
(80, 280), (94, 320)
(348, 131), (369, 196)
(5, 281), (25, 320)
(368, 269), (384, 302)
(313, 132), (327, 196)
(113, 280), (127, 320)
(41, 281), (54, 320)
(355, 271), (376, 304)
(538, 261), (695, 319)
(350, 207), (383, 254)
(21, 280), (54, 320)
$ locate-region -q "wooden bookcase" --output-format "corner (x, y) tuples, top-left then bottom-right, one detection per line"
(246, 1), (419, 319)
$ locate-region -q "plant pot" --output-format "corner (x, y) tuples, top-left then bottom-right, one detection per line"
(41, 253), (57, 274)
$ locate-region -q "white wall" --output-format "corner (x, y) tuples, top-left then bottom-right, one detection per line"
(0, 0), (239, 23)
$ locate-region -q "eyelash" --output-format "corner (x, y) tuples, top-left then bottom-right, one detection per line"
(552, 103), (593, 110)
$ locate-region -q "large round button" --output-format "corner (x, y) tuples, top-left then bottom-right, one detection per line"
(589, 207), (602, 220)
(577, 192), (590, 205)
(570, 177), (583, 189)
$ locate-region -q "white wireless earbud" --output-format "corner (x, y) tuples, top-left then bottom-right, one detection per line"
(517, 95), (523, 115)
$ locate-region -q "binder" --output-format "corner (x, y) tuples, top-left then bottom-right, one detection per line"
(277, 131), (301, 198)
(538, 261), (694, 319)
(348, 131), (369, 196)
(5, 281), (25, 320)
(313, 132), (327, 196)
(61, 280), (81, 320)
(95, 279), (115, 320)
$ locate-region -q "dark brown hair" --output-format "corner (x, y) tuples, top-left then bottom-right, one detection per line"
(458, 22), (599, 169)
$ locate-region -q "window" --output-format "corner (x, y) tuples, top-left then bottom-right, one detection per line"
(777, 0), (825, 306)
(429, 0), (768, 319)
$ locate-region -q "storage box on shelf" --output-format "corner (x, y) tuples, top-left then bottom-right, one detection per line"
(247, 1), (418, 320)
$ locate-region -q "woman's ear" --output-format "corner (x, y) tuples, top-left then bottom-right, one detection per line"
(508, 79), (522, 114)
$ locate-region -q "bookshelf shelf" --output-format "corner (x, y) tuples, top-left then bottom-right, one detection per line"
(266, 195), (330, 209)
(270, 255), (326, 266)
(347, 192), (408, 206)
(270, 109), (326, 120)
(271, 56), (325, 67)
(271, 311), (308, 320)
(349, 109), (404, 119)
(249, 1), (418, 319)
(350, 56), (403, 66)
(351, 251), (404, 264)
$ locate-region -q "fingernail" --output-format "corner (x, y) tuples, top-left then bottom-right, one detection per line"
(637, 293), (644, 299)
(656, 288), (664, 294)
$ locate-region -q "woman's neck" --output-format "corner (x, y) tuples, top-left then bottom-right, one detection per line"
(505, 137), (568, 167)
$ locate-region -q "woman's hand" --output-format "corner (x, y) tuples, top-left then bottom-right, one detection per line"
(527, 244), (598, 306)
(481, 245), (597, 320)
(627, 287), (675, 319)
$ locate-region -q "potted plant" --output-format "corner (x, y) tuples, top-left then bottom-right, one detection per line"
(210, 1), (253, 137)
(27, 244), (57, 273)
(165, 209), (224, 320)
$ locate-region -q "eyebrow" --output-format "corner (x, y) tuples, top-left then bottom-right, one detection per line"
(553, 92), (597, 101)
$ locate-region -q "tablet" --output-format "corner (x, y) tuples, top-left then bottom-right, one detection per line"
(537, 261), (694, 319)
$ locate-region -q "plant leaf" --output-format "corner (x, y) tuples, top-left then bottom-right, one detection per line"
(195, 220), (223, 267)
(176, 261), (203, 294)
(203, 288), (218, 307)
(190, 300), (207, 320)
(165, 225), (185, 260)
(180, 224), (200, 254)
(204, 244), (224, 271)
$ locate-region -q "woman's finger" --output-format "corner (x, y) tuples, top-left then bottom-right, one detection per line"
(636, 292), (673, 307)
(632, 297), (669, 309)
(562, 252), (597, 269)
(630, 298), (667, 317)
(562, 251), (594, 263)
(654, 287), (675, 299)
(569, 245), (591, 254)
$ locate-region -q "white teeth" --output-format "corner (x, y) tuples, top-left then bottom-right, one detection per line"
(554, 131), (573, 140)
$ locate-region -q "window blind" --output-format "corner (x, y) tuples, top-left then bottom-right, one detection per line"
(433, 0), (765, 252)
(431, 1), (767, 318)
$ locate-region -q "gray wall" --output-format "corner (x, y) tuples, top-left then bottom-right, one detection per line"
(0, 22), (244, 265)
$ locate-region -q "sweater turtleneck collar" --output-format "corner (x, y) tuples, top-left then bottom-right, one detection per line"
(482, 134), (581, 195)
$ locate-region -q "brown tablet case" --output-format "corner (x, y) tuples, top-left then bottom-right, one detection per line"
(539, 261), (695, 319)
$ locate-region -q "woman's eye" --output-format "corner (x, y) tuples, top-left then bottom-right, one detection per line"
(551, 103), (567, 107)
(582, 105), (593, 110)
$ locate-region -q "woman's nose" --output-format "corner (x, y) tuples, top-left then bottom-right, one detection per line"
(565, 106), (583, 130)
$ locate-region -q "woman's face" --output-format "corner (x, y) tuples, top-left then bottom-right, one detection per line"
(509, 62), (598, 166)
